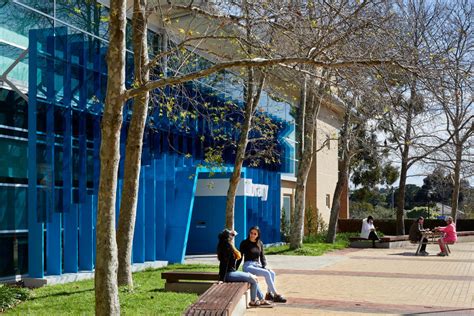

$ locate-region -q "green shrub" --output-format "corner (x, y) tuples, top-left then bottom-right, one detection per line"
(280, 207), (290, 242)
(0, 285), (30, 312)
(305, 205), (316, 237)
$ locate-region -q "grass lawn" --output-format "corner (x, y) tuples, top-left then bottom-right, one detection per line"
(4, 264), (218, 316)
(4, 233), (357, 314)
(265, 232), (358, 256)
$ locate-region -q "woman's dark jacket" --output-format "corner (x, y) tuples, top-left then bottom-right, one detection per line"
(236, 239), (267, 269)
(409, 222), (424, 242)
(217, 242), (237, 281)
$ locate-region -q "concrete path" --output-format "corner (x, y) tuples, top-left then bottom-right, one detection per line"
(186, 242), (474, 315)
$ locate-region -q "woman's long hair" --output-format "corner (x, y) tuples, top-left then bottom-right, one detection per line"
(247, 226), (262, 250)
(217, 229), (231, 261)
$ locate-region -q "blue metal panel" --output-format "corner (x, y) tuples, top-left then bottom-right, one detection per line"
(165, 167), (198, 263)
(78, 39), (87, 205)
(262, 170), (271, 242)
(24, 26), (291, 279)
(273, 172), (281, 242)
(187, 195), (225, 254)
(164, 153), (175, 258)
(144, 163), (156, 261)
(63, 204), (78, 273)
(155, 156), (166, 259)
(234, 195), (246, 247)
(45, 30), (61, 276)
(92, 118), (100, 267)
(187, 169), (247, 254)
(116, 179), (122, 228)
(62, 30), (77, 273)
(46, 205), (61, 275)
(79, 194), (93, 270)
(27, 29), (44, 278)
(235, 168), (247, 246)
(132, 168), (145, 263)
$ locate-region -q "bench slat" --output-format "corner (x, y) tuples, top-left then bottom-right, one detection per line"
(185, 282), (249, 316)
(162, 271), (219, 282)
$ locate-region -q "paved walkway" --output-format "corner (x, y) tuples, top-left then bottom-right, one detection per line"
(186, 242), (474, 315)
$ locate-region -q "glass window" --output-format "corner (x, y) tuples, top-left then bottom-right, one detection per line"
(0, 186), (27, 230)
(55, 0), (109, 39)
(0, 1), (54, 40)
(0, 233), (28, 277)
(283, 195), (291, 226)
(0, 138), (27, 179)
(15, 0), (54, 15)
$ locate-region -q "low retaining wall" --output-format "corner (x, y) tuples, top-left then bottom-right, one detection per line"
(339, 219), (474, 235)
(350, 233), (474, 249)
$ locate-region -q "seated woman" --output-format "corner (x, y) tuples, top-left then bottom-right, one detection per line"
(237, 226), (287, 303)
(434, 216), (457, 256)
(217, 228), (273, 308)
(360, 216), (379, 248)
(408, 216), (429, 256)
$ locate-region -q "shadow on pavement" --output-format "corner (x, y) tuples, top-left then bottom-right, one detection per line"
(389, 252), (419, 256)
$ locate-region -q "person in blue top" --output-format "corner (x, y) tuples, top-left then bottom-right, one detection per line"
(237, 226), (287, 303)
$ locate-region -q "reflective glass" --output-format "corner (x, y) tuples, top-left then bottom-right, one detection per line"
(15, 0), (54, 15)
(0, 234), (28, 277)
(0, 186), (27, 230)
(56, 0), (109, 39)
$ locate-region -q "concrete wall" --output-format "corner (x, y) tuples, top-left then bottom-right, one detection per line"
(314, 107), (341, 225)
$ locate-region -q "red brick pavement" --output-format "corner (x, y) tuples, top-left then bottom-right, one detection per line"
(284, 297), (474, 315)
(273, 268), (474, 281)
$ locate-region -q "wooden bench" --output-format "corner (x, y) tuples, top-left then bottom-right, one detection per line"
(184, 282), (249, 316)
(349, 235), (411, 248)
(162, 271), (219, 294)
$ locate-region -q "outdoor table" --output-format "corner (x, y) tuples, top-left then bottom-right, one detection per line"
(415, 231), (442, 255)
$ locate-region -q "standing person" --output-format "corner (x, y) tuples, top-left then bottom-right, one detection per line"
(360, 216), (379, 248)
(216, 229), (273, 308)
(237, 226), (287, 303)
(434, 216), (457, 256)
(409, 217), (429, 256)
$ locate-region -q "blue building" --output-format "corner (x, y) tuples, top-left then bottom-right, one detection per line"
(0, 0), (297, 282)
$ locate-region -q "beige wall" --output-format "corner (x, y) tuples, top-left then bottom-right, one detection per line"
(313, 106), (341, 225)
(281, 178), (296, 221)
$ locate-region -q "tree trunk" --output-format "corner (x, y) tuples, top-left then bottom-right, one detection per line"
(225, 134), (248, 230)
(290, 150), (313, 249)
(396, 161), (408, 235)
(326, 104), (352, 243)
(450, 142), (462, 221)
(225, 69), (264, 229)
(116, 0), (149, 288)
(290, 75), (323, 249)
(326, 157), (350, 243)
(395, 98), (414, 235)
(95, 0), (126, 314)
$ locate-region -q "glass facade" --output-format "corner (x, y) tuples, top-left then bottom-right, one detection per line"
(0, 0), (295, 279)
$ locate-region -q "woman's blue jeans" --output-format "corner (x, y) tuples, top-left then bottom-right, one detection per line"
(225, 271), (263, 301)
(243, 261), (277, 294)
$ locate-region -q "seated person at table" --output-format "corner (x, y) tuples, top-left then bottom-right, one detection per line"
(434, 216), (457, 256)
(360, 216), (379, 248)
(409, 216), (429, 256)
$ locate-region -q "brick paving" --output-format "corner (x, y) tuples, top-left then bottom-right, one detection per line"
(244, 242), (474, 315)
